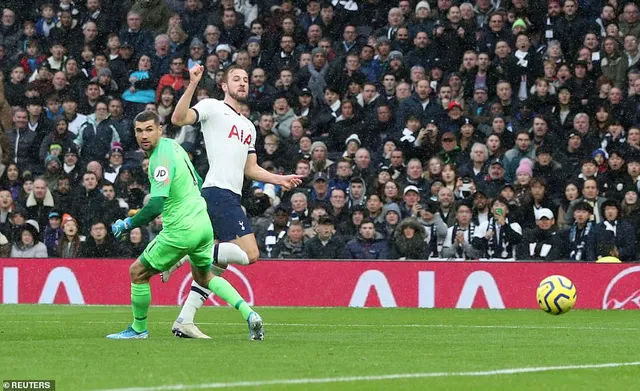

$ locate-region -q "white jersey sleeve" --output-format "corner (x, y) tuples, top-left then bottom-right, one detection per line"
(191, 98), (256, 195)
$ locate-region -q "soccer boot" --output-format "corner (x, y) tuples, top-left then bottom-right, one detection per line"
(106, 326), (148, 340)
(247, 311), (264, 341)
(172, 321), (212, 339)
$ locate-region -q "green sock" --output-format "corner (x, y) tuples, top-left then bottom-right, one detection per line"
(131, 283), (151, 333)
(208, 276), (253, 320)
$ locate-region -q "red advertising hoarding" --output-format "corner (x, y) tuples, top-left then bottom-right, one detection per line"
(1, 259), (638, 309)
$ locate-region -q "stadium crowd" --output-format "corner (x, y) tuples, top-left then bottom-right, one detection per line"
(1, 0), (640, 261)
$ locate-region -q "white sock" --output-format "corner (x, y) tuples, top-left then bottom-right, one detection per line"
(176, 281), (212, 324)
(214, 243), (250, 266)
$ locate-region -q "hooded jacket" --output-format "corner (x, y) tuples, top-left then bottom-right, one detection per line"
(390, 218), (429, 260)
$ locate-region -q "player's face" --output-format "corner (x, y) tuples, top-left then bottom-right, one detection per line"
(223, 69), (249, 103)
(135, 119), (162, 151)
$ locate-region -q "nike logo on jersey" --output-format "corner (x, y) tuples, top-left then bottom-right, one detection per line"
(227, 125), (252, 146)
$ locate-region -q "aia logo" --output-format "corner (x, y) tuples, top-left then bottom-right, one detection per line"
(602, 266), (640, 310)
(227, 125), (252, 146)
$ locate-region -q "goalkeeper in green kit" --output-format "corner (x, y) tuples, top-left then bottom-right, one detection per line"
(106, 111), (263, 340)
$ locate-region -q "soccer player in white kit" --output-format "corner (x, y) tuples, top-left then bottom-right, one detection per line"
(169, 64), (302, 338)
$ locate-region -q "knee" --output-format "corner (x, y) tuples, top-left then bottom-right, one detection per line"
(129, 262), (146, 284)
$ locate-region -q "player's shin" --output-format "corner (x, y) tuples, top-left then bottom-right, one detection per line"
(176, 281), (212, 324)
(213, 243), (250, 266)
(131, 283), (151, 332)
(207, 276), (253, 320)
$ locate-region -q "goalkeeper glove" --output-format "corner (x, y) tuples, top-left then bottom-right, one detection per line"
(112, 217), (132, 239)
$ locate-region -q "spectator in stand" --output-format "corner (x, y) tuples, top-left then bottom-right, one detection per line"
(557, 201), (597, 262)
(10, 219), (47, 258)
(517, 208), (562, 261)
(43, 210), (63, 257)
(81, 219), (119, 258)
(271, 220), (306, 259)
(74, 171), (105, 235)
(344, 219), (389, 259)
(472, 196), (523, 260)
(303, 215), (343, 259)
(594, 199), (636, 262)
(25, 178), (54, 232)
(8, 108), (39, 173)
(390, 217), (428, 260)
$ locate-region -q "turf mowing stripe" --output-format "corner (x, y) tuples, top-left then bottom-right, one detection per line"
(4, 320), (639, 331)
(94, 361), (640, 391)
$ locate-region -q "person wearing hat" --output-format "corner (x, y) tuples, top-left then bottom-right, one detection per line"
(104, 142), (126, 184)
(477, 157), (507, 199)
(311, 171), (331, 205)
(309, 141), (335, 175)
(39, 116), (75, 163)
(42, 153), (62, 191)
(516, 207), (563, 260)
(390, 216), (429, 260)
(592, 199), (636, 261)
(10, 219), (48, 258)
(302, 215), (344, 259)
(43, 210), (64, 256)
(439, 131), (462, 167)
(503, 129), (535, 183)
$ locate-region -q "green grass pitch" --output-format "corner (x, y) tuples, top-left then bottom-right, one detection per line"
(1, 305), (639, 390)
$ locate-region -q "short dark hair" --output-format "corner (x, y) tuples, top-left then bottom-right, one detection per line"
(134, 110), (160, 126)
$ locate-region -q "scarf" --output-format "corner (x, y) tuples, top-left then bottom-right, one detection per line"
(604, 220), (617, 236)
(569, 222), (593, 261)
(452, 223), (475, 259)
(486, 218), (513, 259)
(400, 128), (416, 143)
(264, 222), (287, 258)
(428, 223), (438, 257)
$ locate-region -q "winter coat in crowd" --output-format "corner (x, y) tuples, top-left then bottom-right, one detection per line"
(389, 218), (429, 260)
(344, 231), (390, 259)
(303, 234), (344, 259)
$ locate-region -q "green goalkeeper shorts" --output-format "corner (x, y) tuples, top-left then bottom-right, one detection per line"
(140, 214), (214, 272)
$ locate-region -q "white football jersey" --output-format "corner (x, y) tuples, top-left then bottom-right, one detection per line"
(192, 98), (256, 195)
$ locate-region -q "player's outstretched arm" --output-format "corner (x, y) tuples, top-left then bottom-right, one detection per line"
(244, 153), (303, 190)
(171, 65), (204, 127)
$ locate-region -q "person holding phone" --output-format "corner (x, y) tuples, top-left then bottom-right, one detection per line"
(472, 196), (523, 260)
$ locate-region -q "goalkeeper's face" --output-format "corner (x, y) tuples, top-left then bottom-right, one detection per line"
(135, 119), (162, 152)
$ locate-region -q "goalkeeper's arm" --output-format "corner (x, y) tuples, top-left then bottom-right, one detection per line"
(129, 196), (166, 228)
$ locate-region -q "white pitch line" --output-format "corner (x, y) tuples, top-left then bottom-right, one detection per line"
(93, 361), (640, 391)
(2, 320), (638, 331)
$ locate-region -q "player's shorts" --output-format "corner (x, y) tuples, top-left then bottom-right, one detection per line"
(140, 213), (213, 272)
(202, 186), (253, 242)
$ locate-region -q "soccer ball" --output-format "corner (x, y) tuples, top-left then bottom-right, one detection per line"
(536, 275), (577, 315)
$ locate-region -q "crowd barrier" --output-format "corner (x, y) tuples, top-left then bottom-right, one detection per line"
(0, 259), (638, 310)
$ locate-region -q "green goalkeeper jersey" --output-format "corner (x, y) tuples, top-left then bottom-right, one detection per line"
(148, 137), (207, 241)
